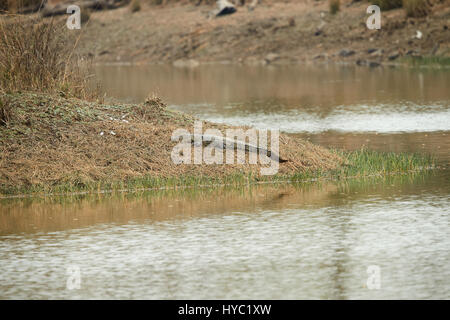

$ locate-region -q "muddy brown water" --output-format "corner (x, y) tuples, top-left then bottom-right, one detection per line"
(1, 64), (449, 299)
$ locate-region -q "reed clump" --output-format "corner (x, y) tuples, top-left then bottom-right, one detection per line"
(0, 0), (44, 13)
(371, 0), (403, 10)
(329, 0), (340, 14)
(130, 0), (141, 12)
(0, 16), (93, 99)
(403, 0), (431, 17)
(0, 95), (12, 126)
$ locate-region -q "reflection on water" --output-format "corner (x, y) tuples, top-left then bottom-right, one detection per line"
(0, 64), (448, 299)
(186, 103), (450, 133)
(96, 64), (450, 163)
(96, 64), (450, 134)
(95, 64), (450, 108)
(1, 172), (449, 299)
(0, 184), (339, 235)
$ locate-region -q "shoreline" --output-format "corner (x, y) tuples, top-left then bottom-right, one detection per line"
(91, 58), (450, 69)
(0, 166), (436, 200)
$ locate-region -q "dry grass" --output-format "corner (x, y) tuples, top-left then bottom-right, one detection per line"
(0, 0), (44, 13)
(130, 0), (142, 12)
(149, 0), (215, 5)
(0, 15), (95, 99)
(371, 0), (403, 10)
(0, 95), (12, 125)
(329, 0), (340, 14)
(403, 0), (431, 17)
(80, 8), (91, 24)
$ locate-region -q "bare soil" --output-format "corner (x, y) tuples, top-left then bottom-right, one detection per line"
(73, 0), (450, 66)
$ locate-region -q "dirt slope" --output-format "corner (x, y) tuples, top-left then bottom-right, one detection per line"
(73, 1), (450, 65)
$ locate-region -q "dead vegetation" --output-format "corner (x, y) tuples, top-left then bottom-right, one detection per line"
(0, 15), (97, 99)
(0, 0), (45, 13)
(371, 0), (403, 10)
(329, 0), (340, 14)
(129, 0), (141, 12)
(0, 95), (11, 125)
(403, 0), (431, 17)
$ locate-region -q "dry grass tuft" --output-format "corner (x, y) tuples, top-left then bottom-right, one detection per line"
(0, 16), (95, 99)
(149, 0), (216, 5)
(130, 0), (141, 12)
(329, 0), (340, 15)
(80, 8), (91, 24)
(0, 95), (12, 125)
(371, 0), (403, 10)
(403, 0), (431, 17)
(0, 0), (44, 13)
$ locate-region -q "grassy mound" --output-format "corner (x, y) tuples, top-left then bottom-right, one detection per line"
(0, 92), (433, 196)
(0, 92), (345, 195)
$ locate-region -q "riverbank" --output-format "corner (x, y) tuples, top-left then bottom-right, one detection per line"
(0, 91), (433, 196)
(69, 0), (450, 67)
